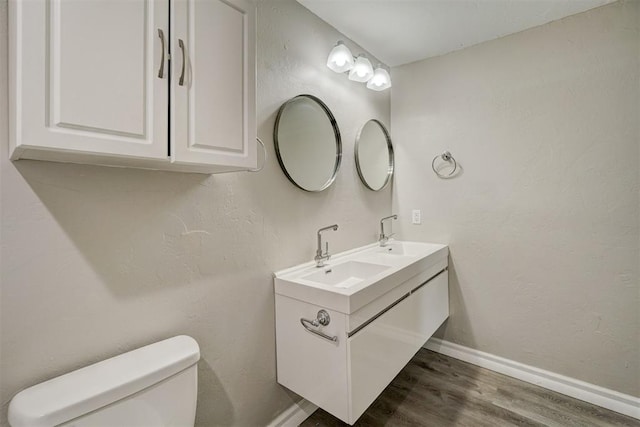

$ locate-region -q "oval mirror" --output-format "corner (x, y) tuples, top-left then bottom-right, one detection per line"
(274, 94), (342, 192)
(355, 119), (394, 191)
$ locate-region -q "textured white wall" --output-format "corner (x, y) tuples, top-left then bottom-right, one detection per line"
(0, 1), (390, 425)
(392, 0), (639, 397)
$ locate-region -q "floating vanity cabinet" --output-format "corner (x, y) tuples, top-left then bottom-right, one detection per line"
(9, 0), (256, 173)
(274, 241), (450, 425)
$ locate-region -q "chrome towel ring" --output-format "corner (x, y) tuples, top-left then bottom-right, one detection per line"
(432, 151), (457, 178)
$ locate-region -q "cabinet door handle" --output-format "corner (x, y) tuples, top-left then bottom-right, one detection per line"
(178, 39), (186, 86)
(157, 29), (165, 78)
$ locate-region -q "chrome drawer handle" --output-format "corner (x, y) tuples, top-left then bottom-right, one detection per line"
(300, 310), (338, 343)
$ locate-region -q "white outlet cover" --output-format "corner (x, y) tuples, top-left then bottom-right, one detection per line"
(412, 210), (422, 225)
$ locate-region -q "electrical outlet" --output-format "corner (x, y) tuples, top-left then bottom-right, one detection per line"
(412, 209), (422, 225)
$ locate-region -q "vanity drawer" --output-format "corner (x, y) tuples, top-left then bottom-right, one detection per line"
(347, 270), (449, 423)
(347, 259), (447, 333)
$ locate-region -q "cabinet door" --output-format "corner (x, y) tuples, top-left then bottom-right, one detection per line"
(171, 0), (256, 172)
(9, 0), (169, 162)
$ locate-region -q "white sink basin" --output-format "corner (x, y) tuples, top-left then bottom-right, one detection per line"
(274, 240), (448, 314)
(375, 241), (427, 256)
(302, 261), (391, 288)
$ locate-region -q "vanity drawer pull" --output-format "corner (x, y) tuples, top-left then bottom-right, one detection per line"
(300, 310), (338, 343)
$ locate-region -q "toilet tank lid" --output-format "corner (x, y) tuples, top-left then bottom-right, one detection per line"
(8, 335), (200, 427)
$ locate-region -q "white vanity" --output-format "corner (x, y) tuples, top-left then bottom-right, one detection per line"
(274, 241), (449, 425)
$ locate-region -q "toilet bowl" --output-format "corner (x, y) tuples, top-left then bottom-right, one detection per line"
(8, 335), (200, 427)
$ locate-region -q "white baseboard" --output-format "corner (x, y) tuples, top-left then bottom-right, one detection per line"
(267, 399), (318, 427)
(424, 338), (640, 420)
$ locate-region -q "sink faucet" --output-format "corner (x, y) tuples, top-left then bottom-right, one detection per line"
(315, 224), (338, 267)
(379, 214), (397, 247)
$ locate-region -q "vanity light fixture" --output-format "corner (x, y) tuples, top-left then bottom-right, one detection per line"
(348, 55), (374, 82)
(326, 41), (391, 91)
(326, 41), (355, 73)
(366, 65), (392, 91)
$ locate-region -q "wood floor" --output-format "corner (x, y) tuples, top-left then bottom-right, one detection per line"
(301, 349), (640, 427)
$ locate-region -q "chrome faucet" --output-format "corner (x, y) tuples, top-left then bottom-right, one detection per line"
(315, 224), (338, 267)
(379, 214), (397, 247)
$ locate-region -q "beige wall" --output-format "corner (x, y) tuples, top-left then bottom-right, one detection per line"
(392, 0), (639, 397)
(0, 1), (391, 425)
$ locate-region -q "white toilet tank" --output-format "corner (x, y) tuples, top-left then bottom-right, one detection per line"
(8, 335), (200, 427)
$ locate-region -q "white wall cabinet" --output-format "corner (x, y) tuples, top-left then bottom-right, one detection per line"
(9, 0), (256, 174)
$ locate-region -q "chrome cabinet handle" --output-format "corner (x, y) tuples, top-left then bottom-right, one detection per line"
(157, 29), (165, 78)
(300, 310), (338, 343)
(178, 39), (186, 86)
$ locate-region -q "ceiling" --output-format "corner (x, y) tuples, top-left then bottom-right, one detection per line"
(297, 0), (615, 67)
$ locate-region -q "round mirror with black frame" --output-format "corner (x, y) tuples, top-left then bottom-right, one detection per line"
(355, 119), (394, 191)
(273, 94), (342, 192)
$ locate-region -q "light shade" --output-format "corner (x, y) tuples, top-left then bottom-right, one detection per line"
(326, 41), (354, 73)
(348, 55), (374, 82)
(366, 67), (392, 91)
